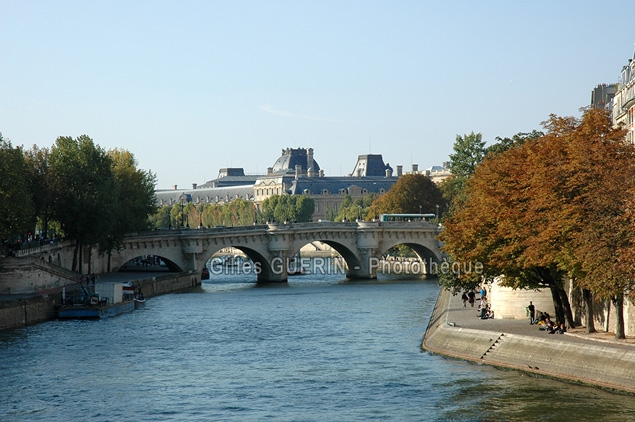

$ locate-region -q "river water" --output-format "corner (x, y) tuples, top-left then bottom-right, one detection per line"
(1, 264), (634, 421)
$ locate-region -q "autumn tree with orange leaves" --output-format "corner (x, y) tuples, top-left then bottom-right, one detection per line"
(367, 173), (446, 220)
(441, 108), (635, 338)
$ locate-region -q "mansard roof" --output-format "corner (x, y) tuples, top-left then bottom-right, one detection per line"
(271, 148), (320, 174)
(287, 176), (397, 195)
(155, 185), (254, 205)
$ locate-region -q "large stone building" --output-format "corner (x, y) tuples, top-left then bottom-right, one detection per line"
(591, 83), (616, 111)
(155, 147), (402, 220)
(612, 48), (635, 143)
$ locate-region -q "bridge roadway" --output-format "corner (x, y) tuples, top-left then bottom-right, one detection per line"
(7, 220), (443, 290)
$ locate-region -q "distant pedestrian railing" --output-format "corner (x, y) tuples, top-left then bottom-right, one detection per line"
(10, 241), (62, 258)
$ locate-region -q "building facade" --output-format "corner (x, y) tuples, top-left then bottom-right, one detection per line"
(591, 83), (616, 111)
(155, 147), (405, 220)
(612, 48), (635, 143)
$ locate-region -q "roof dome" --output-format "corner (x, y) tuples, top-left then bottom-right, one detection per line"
(271, 148), (320, 174)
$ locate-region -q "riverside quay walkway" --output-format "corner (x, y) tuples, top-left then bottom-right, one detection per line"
(422, 289), (635, 393)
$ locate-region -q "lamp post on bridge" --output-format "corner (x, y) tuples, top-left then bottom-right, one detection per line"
(180, 197), (188, 229)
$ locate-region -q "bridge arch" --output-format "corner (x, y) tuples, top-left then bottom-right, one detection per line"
(110, 247), (186, 273)
(287, 239), (362, 279)
(378, 242), (441, 276)
(20, 223), (443, 284)
(118, 254), (183, 272)
(194, 240), (277, 283)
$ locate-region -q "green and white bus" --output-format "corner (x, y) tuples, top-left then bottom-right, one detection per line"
(378, 213), (436, 222)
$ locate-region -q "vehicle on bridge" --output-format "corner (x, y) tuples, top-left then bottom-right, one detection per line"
(378, 213), (436, 222)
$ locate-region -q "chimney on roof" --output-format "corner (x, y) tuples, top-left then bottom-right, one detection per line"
(307, 148), (314, 172)
(396, 166), (403, 177)
(295, 164), (301, 179)
(173, 185), (178, 190)
(319, 169), (324, 177)
(386, 168), (393, 177)
(412, 164), (418, 172)
(192, 183), (197, 190)
(267, 167), (273, 175)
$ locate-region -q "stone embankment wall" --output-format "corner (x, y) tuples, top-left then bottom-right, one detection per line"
(0, 273), (200, 331)
(489, 283), (555, 320)
(0, 296), (57, 331)
(0, 257), (78, 295)
(488, 280), (635, 336)
(423, 289), (635, 393)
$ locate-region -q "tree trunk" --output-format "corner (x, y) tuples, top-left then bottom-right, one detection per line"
(77, 240), (83, 275)
(549, 285), (565, 324)
(87, 245), (92, 275)
(612, 295), (626, 340)
(582, 288), (597, 333)
(72, 241), (79, 273)
(557, 287), (576, 328)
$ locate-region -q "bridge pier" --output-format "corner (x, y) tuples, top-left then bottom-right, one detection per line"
(256, 250), (289, 283)
(346, 248), (377, 279)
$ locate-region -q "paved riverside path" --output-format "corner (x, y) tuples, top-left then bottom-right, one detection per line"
(443, 290), (635, 351)
(424, 288), (635, 393)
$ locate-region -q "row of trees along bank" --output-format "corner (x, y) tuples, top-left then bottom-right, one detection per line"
(438, 108), (634, 339)
(0, 134), (156, 274)
(149, 173), (445, 233)
(149, 195), (316, 228)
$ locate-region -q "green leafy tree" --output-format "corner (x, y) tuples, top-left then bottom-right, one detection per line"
(0, 135), (34, 247)
(440, 131), (486, 207)
(449, 131), (486, 178)
(102, 149), (156, 254)
(170, 203), (185, 228)
(335, 193), (379, 221)
(323, 205), (337, 221)
(150, 199), (260, 229)
(49, 135), (117, 273)
(23, 145), (55, 239)
(260, 195), (315, 223)
(149, 205), (172, 229)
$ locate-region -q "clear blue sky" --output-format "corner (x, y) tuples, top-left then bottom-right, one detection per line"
(1, 1), (634, 188)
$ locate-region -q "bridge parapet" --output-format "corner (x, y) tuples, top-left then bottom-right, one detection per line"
(5, 221), (444, 286)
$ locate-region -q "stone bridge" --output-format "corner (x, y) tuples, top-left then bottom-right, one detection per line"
(6, 221), (443, 288)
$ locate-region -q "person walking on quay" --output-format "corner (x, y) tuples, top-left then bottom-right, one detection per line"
(528, 301), (535, 324)
(461, 292), (468, 308)
(468, 290), (475, 307)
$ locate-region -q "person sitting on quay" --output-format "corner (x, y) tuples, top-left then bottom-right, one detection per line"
(478, 296), (489, 319)
(549, 322), (566, 335)
(481, 305), (494, 319)
(534, 312), (549, 326)
(539, 316), (554, 331)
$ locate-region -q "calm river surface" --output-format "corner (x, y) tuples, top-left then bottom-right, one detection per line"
(1, 265), (634, 421)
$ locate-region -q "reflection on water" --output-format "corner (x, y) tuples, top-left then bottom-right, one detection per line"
(0, 265), (634, 421)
